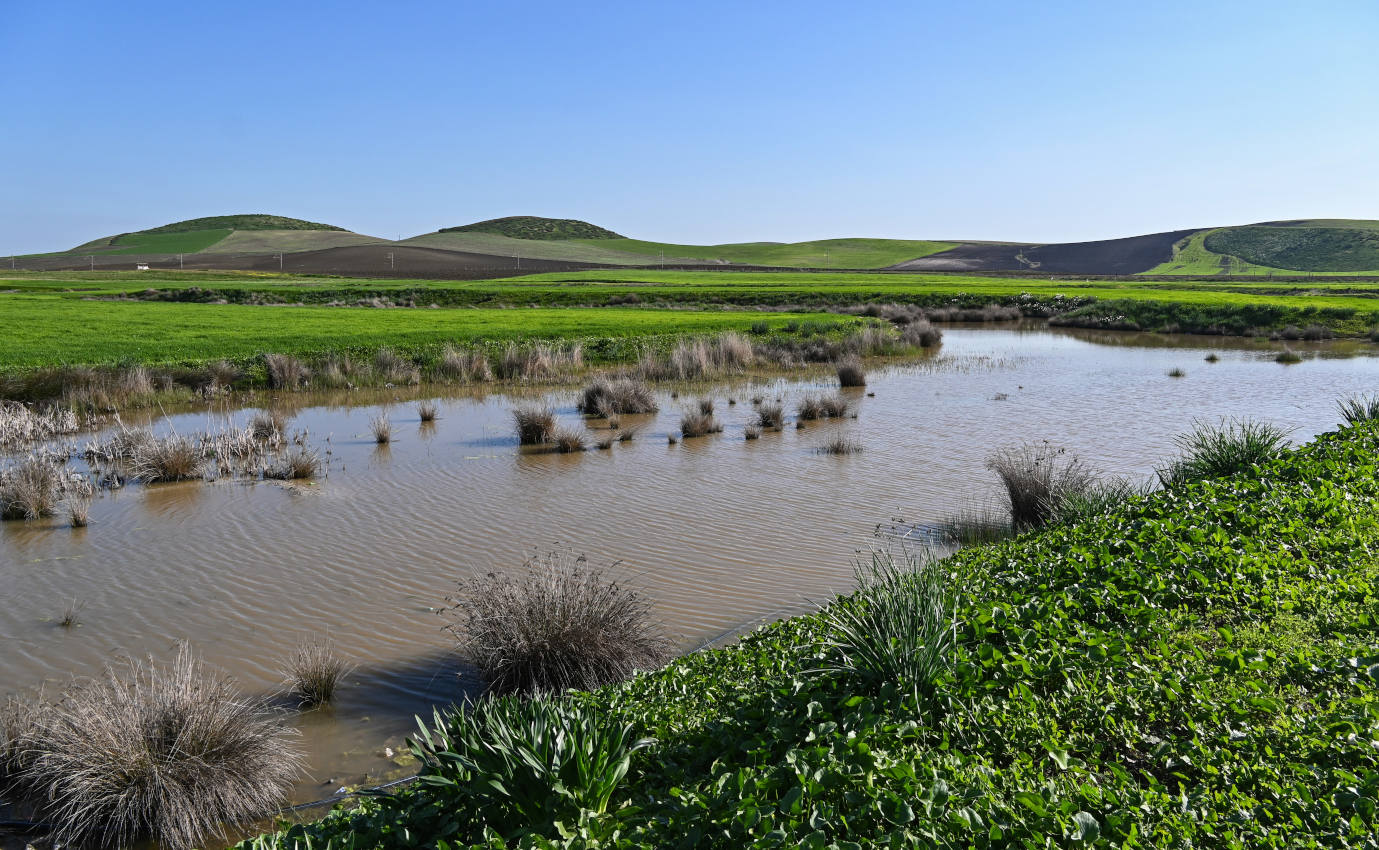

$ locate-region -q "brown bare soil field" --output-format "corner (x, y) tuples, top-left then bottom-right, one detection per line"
(894, 228), (1201, 275)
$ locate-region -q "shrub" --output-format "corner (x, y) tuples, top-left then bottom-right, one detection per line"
(131, 435), (203, 483)
(836, 357), (866, 387)
(443, 551), (668, 696)
(1157, 419), (1290, 488)
(679, 410), (722, 438)
(263, 353), (308, 389)
(15, 647), (302, 849)
(1276, 350), (1303, 364)
(986, 442), (1095, 530)
(749, 320), (770, 335)
(513, 406), (556, 445)
(815, 551), (956, 708)
(0, 455), (65, 520)
(283, 638), (350, 707)
(577, 377), (658, 416)
(1338, 393), (1379, 425)
(411, 695), (654, 837)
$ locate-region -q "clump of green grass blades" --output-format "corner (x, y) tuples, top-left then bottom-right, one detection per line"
(815, 550), (956, 709)
(1338, 393), (1379, 425)
(410, 695), (654, 839)
(1157, 418), (1290, 487)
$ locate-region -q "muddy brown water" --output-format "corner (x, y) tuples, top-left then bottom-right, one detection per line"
(2, 325), (1377, 825)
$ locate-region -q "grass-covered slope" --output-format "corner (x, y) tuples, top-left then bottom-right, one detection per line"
(66, 214), (354, 255)
(133, 214), (347, 234)
(1148, 220), (1379, 275)
(245, 422), (1379, 848)
(577, 236), (957, 268)
(439, 216), (624, 240)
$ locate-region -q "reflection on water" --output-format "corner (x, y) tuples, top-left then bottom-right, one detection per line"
(1, 325), (1377, 804)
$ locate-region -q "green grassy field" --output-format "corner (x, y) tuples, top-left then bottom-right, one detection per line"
(103, 228), (233, 254)
(0, 293), (820, 370)
(4, 268), (1379, 375)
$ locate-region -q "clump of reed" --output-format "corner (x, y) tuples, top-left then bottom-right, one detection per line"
(130, 434), (203, 483)
(816, 550), (955, 708)
(58, 598), (86, 628)
(373, 348), (419, 385)
(595, 436), (614, 450)
(1168, 367), (1186, 378)
(1156, 419), (1290, 488)
(679, 410), (722, 438)
(250, 410), (289, 441)
(443, 550), (669, 695)
(618, 428), (637, 443)
(1275, 350), (1303, 364)
(1339, 393), (1379, 425)
(797, 395), (823, 421)
(11, 646), (302, 849)
(745, 426), (762, 440)
(437, 344), (494, 382)
(370, 414), (392, 444)
(577, 377), (658, 416)
(282, 638), (351, 707)
(755, 402), (785, 429)
(940, 507), (1014, 546)
(417, 400), (439, 422)
(0, 455), (66, 520)
(496, 342), (584, 381)
(899, 319), (942, 347)
(263, 353), (309, 389)
(922, 303), (1022, 322)
(836, 357), (866, 388)
(66, 485), (93, 527)
(513, 406), (556, 444)
(553, 427), (587, 453)
(0, 401), (81, 451)
(1204, 353), (1220, 363)
(266, 447), (322, 480)
(986, 442), (1095, 531)
(797, 394), (849, 421)
(639, 332), (755, 380)
(817, 436), (863, 455)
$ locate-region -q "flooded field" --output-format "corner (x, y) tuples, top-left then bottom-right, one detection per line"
(2, 324), (1377, 810)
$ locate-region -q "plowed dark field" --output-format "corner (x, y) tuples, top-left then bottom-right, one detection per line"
(893, 228), (1200, 275)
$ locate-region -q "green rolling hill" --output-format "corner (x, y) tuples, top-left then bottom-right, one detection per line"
(1148, 219), (1379, 275)
(65, 214), (374, 256)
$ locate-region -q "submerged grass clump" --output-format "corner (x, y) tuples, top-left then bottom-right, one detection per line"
(0, 455), (66, 520)
(131, 434), (203, 483)
(1275, 349), (1303, 364)
(679, 410), (722, 438)
(513, 406), (556, 445)
(552, 427), (587, 453)
(816, 436), (863, 455)
(1157, 418), (1290, 487)
(370, 414), (392, 444)
(755, 402), (785, 430)
(417, 400), (439, 422)
(266, 447), (322, 480)
(14, 647), (302, 850)
(836, 357), (866, 387)
(444, 551), (668, 696)
(578, 377), (658, 416)
(283, 638), (350, 707)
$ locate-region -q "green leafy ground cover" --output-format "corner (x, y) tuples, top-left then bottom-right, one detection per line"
(439, 217), (624, 240)
(244, 423), (1379, 848)
(104, 228), (233, 254)
(1148, 226), (1379, 277)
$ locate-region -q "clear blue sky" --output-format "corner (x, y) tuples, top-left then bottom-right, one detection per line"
(3, 0), (1377, 254)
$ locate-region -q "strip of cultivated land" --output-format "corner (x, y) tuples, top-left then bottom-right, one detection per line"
(241, 422), (1379, 848)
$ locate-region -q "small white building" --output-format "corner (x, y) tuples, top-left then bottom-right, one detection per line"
(136, 263), (149, 271)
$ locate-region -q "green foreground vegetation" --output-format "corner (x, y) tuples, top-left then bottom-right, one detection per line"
(245, 421), (1379, 848)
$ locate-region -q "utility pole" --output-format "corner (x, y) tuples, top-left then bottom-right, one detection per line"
(88, 255), (94, 271)
(275, 253), (283, 272)
(660, 249), (665, 268)
(824, 248), (829, 269)
(386, 251), (395, 271)
(515, 251), (521, 270)
(178, 253), (184, 270)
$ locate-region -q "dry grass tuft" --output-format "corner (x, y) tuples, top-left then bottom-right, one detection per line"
(443, 551), (669, 695)
(266, 447), (322, 480)
(417, 400), (440, 422)
(283, 638), (351, 707)
(836, 357), (867, 387)
(578, 377), (658, 416)
(263, 353), (309, 389)
(250, 410), (289, 441)
(745, 426), (762, 440)
(513, 406), (556, 444)
(553, 427), (587, 453)
(797, 396), (823, 421)
(986, 442), (1094, 530)
(679, 410), (723, 438)
(817, 436), (863, 455)
(755, 402), (785, 430)
(370, 414), (393, 444)
(1275, 350), (1303, 364)
(1, 455), (66, 520)
(13, 647), (302, 849)
(130, 435), (203, 483)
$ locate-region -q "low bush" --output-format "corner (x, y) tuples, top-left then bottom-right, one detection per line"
(835, 357), (866, 387)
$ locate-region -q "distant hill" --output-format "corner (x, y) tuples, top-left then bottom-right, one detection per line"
(438, 216), (624, 240)
(67, 214), (367, 256)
